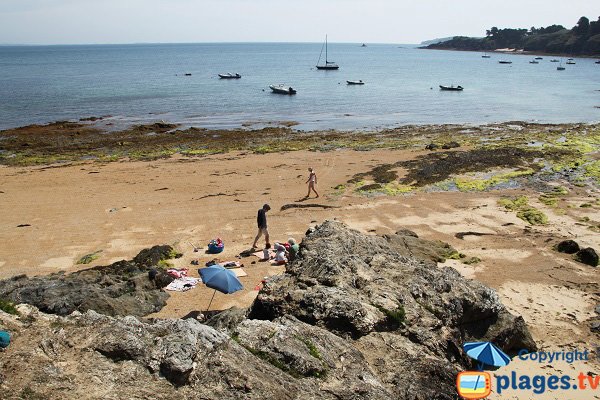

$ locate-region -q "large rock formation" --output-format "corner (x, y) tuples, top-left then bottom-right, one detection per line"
(0, 245), (177, 317)
(0, 222), (536, 399)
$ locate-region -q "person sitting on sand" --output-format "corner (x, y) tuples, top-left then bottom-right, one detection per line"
(287, 238), (300, 261)
(252, 204), (271, 249)
(273, 242), (288, 265)
(305, 167), (319, 198)
(261, 243), (272, 262)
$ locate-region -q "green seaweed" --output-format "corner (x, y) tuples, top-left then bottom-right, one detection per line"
(517, 208), (548, 225)
(498, 196), (529, 211)
(454, 169), (535, 192)
(0, 298), (18, 315)
(76, 250), (103, 265)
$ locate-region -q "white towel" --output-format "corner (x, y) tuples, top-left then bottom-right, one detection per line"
(165, 277), (202, 292)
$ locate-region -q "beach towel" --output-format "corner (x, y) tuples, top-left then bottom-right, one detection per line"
(165, 277), (202, 292)
(253, 250), (275, 259)
(167, 268), (188, 279)
(230, 268), (248, 277)
(222, 261), (242, 269)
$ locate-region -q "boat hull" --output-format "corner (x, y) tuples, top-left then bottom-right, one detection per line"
(269, 85), (296, 95)
(219, 74), (241, 79)
(316, 65), (339, 70)
(347, 81), (364, 85)
(439, 85), (463, 91)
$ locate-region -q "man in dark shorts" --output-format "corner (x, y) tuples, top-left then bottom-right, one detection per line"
(252, 204), (271, 249)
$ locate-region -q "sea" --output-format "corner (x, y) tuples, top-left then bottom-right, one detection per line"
(0, 42), (599, 131)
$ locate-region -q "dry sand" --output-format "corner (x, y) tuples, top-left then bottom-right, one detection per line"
(1, 147), (599, 399)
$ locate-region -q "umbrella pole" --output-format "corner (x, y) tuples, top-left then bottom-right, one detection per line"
(206, 290), (217, 312)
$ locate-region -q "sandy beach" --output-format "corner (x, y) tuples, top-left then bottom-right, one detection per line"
(1, 121), (599, 399)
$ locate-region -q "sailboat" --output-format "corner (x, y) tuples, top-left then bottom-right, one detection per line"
(316, 35), (339, 70)
(481, 52), (491, 58)
(557, 60), (565, 71)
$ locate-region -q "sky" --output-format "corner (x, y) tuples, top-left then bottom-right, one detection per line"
(0, 0), (598, 45)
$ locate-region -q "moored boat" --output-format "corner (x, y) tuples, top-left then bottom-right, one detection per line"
(498, 60), (512, 64)
(550, 59), (560, 62)
(269, 84), (297, 95)
(439, 85), (463, 91)
(347, 80), (365, 85)
(529, 60), (539, 64)
(535, 57), (543, 60)
(482, 52), (491, 58)
(566, 60), (576, 65)
(316, 35), (339, 70)
(596, 60), (600, 64)
(219, 73), (241, 79)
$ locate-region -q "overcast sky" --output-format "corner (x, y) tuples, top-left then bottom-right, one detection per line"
(0, 0), (598, 45)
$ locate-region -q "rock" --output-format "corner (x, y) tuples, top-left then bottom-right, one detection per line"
(0, 222), (537, 399)
(395, 228), (418, 238)
(249, 221), (535, 397)
(441, 141), (460, 149)
(555, 240), (580, 254)
(384, 230), (458, 263)
(425, 143), (439, 150)
(591, 321), (600, 333)
(0, 245), (180, 317)
(575, 248), (599, 267)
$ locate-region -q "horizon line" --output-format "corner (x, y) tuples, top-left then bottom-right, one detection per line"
(0, 40), (423, 47)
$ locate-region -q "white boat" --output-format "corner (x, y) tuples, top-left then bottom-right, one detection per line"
(269, 84), (297, 95)
(219, 73), (241, 79)
(566, 60), (576, 65)
(316, 35), (339, 70)
(347, 80), (365, 85)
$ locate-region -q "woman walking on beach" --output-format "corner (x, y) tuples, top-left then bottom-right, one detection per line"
(305, 167), (319, 198)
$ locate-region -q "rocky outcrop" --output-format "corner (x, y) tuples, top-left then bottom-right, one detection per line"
(248, 221), (535, 397)
(0, 222), (536, 399)
(0, 245), (177, 317)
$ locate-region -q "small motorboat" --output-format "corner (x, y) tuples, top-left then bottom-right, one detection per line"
(219, 73), (241, 79)
(566, 61), (576, 65)
(535, 57), (543, 60)
(439, 85), (463, 91)
(269, 84), (297, 95)
(595, 60), (600, 64)
(529, 60), (539, 64)
(550, 59), (560, 62)
(184, 73), (192, 76)
(557, 65), (566, 71)
(482, 52), (491, 58)
(498, 60), (512, 64)
(568, 58), (574, 60)
(347, 80), (365, 85)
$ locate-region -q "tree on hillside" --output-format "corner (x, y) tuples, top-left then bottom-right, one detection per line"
(573, 16), (590, 36)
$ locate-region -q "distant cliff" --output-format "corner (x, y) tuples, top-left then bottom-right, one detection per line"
(423, 16), (600, 56)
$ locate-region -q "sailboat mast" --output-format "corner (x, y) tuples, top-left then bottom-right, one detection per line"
(325, 35), (328, 63)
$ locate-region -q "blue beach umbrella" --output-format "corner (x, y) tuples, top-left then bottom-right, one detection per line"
(0, 330), (10, 349)
(198, 265), (243, 311)
(464, 341), (511, 369)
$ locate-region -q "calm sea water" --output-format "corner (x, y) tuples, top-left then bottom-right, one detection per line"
(0, 43), (599, 131)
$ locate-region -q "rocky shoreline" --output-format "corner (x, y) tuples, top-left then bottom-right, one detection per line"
(0, 222), (536, 399)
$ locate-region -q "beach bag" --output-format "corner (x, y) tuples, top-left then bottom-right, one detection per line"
(207, 238), (224, 254)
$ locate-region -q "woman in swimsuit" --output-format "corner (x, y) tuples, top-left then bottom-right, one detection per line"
(306, 167), (319, 198)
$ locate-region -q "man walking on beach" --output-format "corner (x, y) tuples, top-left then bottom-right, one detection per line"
(252, 204), (271, 249)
